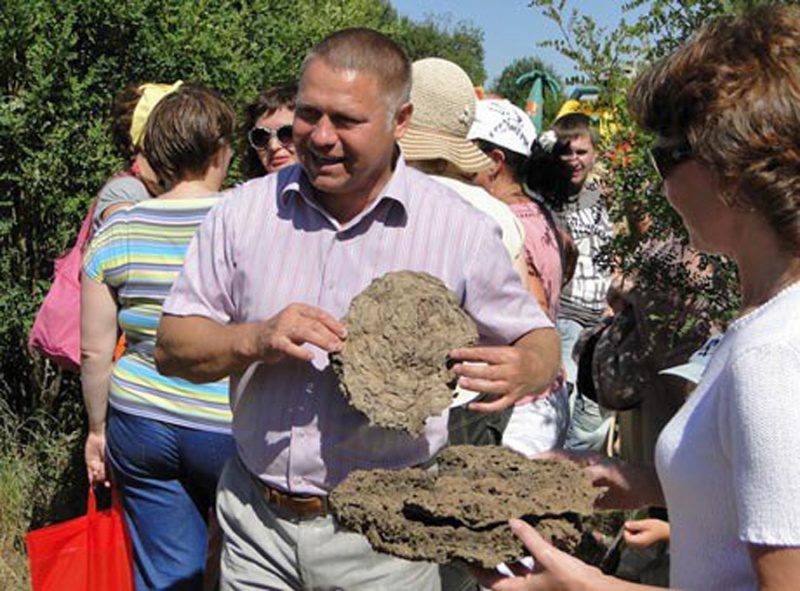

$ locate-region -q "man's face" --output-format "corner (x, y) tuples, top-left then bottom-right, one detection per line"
(294, 58), (410, 208)
(560, 134), (596, 190)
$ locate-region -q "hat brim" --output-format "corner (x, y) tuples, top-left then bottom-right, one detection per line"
(658, 361), (704, 384)
(399, 125), (492, 173)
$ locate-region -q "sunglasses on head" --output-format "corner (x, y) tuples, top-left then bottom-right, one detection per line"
(247, 124), (294, 150)
(648, 140), (693, 180)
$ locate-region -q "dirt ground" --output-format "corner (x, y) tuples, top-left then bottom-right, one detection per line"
(330, 445), (602, 568)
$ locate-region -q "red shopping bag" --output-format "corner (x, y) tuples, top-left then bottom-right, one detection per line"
(25, 487), (134, 591)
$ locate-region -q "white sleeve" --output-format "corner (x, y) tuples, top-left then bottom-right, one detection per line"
(727, 342), (800, 545)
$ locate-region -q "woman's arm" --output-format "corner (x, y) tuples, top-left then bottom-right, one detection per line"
(474, 519), (671, 591)
(526, 272), (551, 319)
(80, 272), (119, 486)
(750, 544), (800, 591)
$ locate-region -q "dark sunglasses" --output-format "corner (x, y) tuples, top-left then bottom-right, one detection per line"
(247, 124), (294, 150)
(648, 140), (693, 180)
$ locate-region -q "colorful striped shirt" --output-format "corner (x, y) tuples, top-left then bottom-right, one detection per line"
(83, 196), (231, 433)
(163, 159), (552, 494)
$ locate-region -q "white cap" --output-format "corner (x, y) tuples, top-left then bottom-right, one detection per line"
(468, 99), (537, 157)
(659, 334), (723, 384)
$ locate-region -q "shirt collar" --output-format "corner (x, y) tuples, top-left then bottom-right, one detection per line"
(278, 149), (412, 218)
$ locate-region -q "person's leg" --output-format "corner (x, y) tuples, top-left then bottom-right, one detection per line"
(557, 318), (613, 452)
(218, 456), (441, 591)
(555, 318), (582, 397)
(177, 426), (237, 591)
(106, 409), (208, 590)
(298, 516), (441, 591)
(217, 457), (302, 591)
(439, 563), (478, 591)
(565, 392), (614, 452)
(179, 426), (236, 510)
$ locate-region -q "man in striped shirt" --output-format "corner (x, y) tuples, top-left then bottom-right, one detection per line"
(156, 27), (559, 590)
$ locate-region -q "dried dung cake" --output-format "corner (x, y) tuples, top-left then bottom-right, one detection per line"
(330, 445), (601, 568)
(330, 271), (478, 435)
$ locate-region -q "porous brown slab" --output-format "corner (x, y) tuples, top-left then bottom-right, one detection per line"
(330, 445), (601, 568)
(330, 271), (478, 436)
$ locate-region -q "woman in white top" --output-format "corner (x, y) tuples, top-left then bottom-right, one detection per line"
(478, 6), (800, 591)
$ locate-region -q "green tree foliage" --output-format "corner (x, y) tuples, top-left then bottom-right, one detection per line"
(0, 0), (486, 422)
(0, 3), (486, 577)
(390, 13), (486, 84)
(489, 56), (564, 129)
(526, 0), (789, 326)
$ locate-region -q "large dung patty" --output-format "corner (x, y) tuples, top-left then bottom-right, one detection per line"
(330, 271), (478, 436)
(330, 445), (601, 568)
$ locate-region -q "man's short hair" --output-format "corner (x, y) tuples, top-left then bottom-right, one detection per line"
(143, 82), (235, 189)
(300, 27), (411, 115)
(551, 112), (600, 147)
(628, 5), (800, 254)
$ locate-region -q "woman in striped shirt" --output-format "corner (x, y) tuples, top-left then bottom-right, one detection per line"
(81, 83), (236, 591)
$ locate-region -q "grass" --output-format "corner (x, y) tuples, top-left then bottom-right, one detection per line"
(0, 396), (86, 591)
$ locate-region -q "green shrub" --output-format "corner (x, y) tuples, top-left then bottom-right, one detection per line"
(0, 1), (486, 582)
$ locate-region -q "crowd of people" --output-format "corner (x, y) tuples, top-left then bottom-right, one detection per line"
(75, 5), (799, 590)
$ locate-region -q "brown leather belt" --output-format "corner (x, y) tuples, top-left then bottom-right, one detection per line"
(249, 471), (330, 519)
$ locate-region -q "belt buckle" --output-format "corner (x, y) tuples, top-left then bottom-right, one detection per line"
(266, 484), (329, 520)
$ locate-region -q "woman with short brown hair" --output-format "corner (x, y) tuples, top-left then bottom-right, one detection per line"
(81, 82), (237, 590)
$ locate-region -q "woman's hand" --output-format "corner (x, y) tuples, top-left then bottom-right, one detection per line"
(586, 460), (663, 510)
(85, 431), (110, 487)
(472, 519), (610, 591)
(536, 451), (664, 510)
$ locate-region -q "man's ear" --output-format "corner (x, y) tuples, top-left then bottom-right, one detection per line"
(393, 102), (413, 139)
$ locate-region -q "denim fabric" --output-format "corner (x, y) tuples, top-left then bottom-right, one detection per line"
(107, 407), (236, 590)
(557, 318), (613, 452)
(556, 317), (583, 385)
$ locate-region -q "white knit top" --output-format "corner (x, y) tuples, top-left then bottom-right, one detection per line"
(656, 281), (800, 591)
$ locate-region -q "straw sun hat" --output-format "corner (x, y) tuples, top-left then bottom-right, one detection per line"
(399, 58), (492, 173)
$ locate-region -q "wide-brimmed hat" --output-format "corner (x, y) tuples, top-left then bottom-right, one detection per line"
(399, 58), (491, 173)
(468, 99), (537, 157)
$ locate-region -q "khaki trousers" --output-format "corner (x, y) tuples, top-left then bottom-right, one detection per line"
(217, 456), (441, 591)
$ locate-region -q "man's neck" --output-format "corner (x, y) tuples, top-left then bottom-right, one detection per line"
(311, 148), (400, 224)
(315, 169), (394, 225)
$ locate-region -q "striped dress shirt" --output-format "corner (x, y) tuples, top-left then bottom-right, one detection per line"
(163, 158), (552, 495)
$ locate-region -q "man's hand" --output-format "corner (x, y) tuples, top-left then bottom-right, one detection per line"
(448, 328), (560, 413)
(249, 303), (347, 364)
(157, 303), (348, 382)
